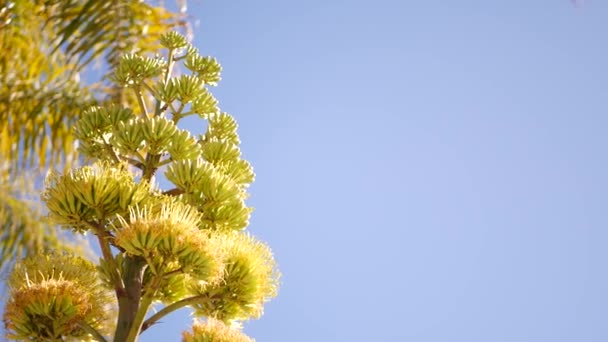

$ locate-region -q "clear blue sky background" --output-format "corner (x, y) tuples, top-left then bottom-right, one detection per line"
(142, 1), (608, 341)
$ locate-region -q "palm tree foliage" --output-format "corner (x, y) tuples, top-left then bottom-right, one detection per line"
(0, 0), (187, 272)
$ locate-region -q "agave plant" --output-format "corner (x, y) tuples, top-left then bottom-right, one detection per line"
(3, 31), (280, 342)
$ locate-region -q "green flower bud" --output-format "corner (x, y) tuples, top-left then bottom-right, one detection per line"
(140, 116), (179, 154)
(176, 75), (206, 103)
(201, 139), (241, 164)
(192, 90), (220, 118)
(160, 31), (188, 50)
(111, 53), (166, 87)
(156, 77), (181, 103)
(201, 113), (240, 145)
(42, 163), (150, 231)
(168, 129), (203, 161)
(74, 105), (134, 161)
(184, 54), (222, 86)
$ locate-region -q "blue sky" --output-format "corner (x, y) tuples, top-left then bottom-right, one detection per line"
(148, 1), (608, 341)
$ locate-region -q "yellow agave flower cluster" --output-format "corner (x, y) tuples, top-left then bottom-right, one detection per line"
(3, 254), (112, 341)
(183, 319), (253, 342)
(114, 201), (222, 282)
(3, 31), (279, 341)
(189, 232), (279, 321)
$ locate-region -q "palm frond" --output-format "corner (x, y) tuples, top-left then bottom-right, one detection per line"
(0, 1), (94, 173)
(48, 0), (187, 72)
(0, 170), (55, 273)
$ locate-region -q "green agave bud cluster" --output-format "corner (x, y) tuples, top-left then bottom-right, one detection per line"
(160, 31), (189, 50)
(182, 319), (253, 342)
(166, 158), (252, 231)
(77, 108), (203, 163)
(155, 75), (214, 109)
(201, 139), (255, 186)
(162, 112), (255, 232)
(191, 89), (220, 118)
(3, 254), (112, 341)
(169, 129), (202, 161)
(185, 54), (222, 86)
(5, 31), (279, 341)
(74, 105), (133, 161)
(203, 113), (240, 145)
(111, 53), (167, 87)
(176, 75), (206, 103)
(112, 119), (148, 156)
(140, 116), (180, 154)
(42, 163), (150, 232)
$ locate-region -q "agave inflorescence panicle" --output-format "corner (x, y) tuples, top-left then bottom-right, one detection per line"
(3, 31), (280, 342)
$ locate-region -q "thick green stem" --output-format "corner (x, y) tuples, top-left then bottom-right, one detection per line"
(113, 256), (146, 342)
(141, 153), (160, 182)
(93, 227), (125, 295)
(124, 273), (163, 342)
(140, 295), (209, 333)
